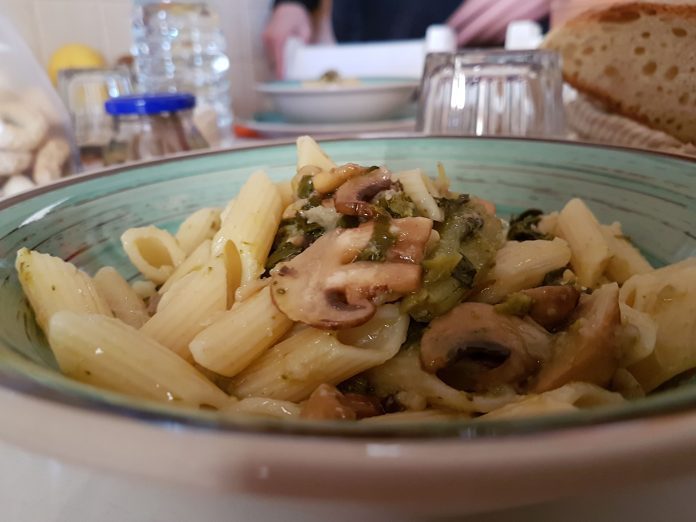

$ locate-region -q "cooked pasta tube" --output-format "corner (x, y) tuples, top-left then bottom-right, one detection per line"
(623, 260), (696, 391)
(48, 311), (230, 409)
(394, 169), (444, 221)
(15, 248), (112, 334)
(159, 239), (211, 294)
(276, 180), (295, 208)
(600, 223), (653, 284)
(555, 198), (611, 288)
(474, 237), (572, 304)
(480, 383), (624, 420)
(212, 170), (284, 288)
(190, 286), (294, 377)
(367, 348), (478, 413)
(175, 207), (221, 256)
(121, 225), (186, 284)
(94, 266), (149, 328)
(140, 256), (227, 360)
(230, 305), (408, 402)
(297, 135), (336, 172)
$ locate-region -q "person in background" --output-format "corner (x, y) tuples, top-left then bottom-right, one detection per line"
(263, 0), (551, 77)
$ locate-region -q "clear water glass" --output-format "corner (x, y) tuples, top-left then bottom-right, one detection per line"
(416, 50), (566, 138)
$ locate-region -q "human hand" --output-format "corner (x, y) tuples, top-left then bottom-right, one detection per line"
(263, 3), (313, 78)
(447, 0), (551, 47)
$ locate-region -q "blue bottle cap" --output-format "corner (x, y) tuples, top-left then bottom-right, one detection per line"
(105, 93), (196, 115)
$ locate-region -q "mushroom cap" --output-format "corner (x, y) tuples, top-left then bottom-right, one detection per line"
(334, 168), (392, 218)
(532, 283), (621, 393)
(521, 285), (581, 330)
(420, 302), (553, 393)
(271, 217), (432, 330)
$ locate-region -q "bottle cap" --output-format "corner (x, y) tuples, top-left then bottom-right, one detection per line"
(105, 93), (196, 115)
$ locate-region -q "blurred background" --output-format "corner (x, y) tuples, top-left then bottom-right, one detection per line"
(1, 0), (275, 119)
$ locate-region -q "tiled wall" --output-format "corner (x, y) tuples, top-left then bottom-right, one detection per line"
(0, 0), (274, 118)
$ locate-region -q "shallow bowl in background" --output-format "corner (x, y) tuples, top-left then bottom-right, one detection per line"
(256, 78), (418, 123)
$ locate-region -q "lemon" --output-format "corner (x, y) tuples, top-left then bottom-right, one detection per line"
(48, 44), (106, 85)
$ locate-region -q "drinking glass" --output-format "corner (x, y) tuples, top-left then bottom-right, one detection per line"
(416, 50), (566, 137)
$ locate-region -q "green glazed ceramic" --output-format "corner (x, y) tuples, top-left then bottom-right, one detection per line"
(0, 137), (694, 438)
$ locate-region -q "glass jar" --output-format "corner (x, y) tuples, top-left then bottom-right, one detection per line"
(103, 93), (208, 165)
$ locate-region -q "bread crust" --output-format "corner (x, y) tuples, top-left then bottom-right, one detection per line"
(544, 2), (696, 144)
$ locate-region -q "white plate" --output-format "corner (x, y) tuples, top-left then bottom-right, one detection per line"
(256, 78), (419, 124)
(238, 116), (416, 138)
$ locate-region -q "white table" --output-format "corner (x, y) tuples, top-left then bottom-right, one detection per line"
(3, 438), (696, 522)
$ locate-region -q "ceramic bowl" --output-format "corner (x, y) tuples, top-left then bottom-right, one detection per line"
(256, 78), (418, 123)
(0, 137), (695, 517)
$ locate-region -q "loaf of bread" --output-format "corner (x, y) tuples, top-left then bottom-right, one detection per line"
(543, 2), (696, 144)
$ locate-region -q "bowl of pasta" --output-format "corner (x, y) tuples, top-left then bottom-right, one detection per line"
(0, 135), (694, 517)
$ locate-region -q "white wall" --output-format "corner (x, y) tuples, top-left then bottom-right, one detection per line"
(0, 0), (274, 118)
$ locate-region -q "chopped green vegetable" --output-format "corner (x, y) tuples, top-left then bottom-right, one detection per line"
(451, 255), (476, 287)
(338, 374), (374, 395)
(374, 190), (415, 218)
(356, 214), (396, 262)
(494, 292), (534, 316)
(336, 214), (360, 229)
(507, 209), (550, 241)
(296, 175), (314, 199)
(264, 216), (325, 271)
(542, 267), (567, 286)
(402, 197), (502, 322)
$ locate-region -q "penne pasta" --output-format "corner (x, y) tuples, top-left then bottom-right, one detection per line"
(394, 169), (444, 221)
(276, 180), (295, 208)
(48, 311), (230, 409)
(175, 207), (221, 256)
(367, 347), (478, 413)
(158, 239), (211, 294)
(230, 305), (408, 402)
(94, 266), (149, 328)
(190, 286), (294, 377)
(555, 198), (611, 288)
(131, 280), (157, 300)
(474, 238), (572, 304)
(600, 223), (653, 284)
(211, 170), (284, 290)
(15, 248), (112, 333)
(121, 225), (186, 284)
(140, 256), (227, 360)
(479, 383), (624, 420)
(624, 260), (696, 391)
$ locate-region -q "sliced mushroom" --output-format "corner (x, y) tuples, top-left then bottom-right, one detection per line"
(313, 162), (368, 194)
(271, 217), (432, 329)
(420, 302), (553, 393)
(334, 168), (392, 218)
(521, 285), (580, 330)
(300, 383), (383, 420)
(532, 283), (621, 393)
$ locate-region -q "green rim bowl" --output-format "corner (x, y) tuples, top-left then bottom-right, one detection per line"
(0, 136), (695, 440)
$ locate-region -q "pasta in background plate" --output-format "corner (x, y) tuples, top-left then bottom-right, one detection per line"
(14, 136), (696, 423)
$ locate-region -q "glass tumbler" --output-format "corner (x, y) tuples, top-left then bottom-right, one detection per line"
(416, 50), (566, 138)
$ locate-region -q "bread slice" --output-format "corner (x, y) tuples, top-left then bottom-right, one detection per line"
(543, 2), (696, 144)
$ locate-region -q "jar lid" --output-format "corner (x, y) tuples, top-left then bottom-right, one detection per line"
(105, 93), (196, 115)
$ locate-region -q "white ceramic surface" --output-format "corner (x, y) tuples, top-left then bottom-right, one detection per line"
(256, 79), (418, 123)
(5, 385), (696, 518)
